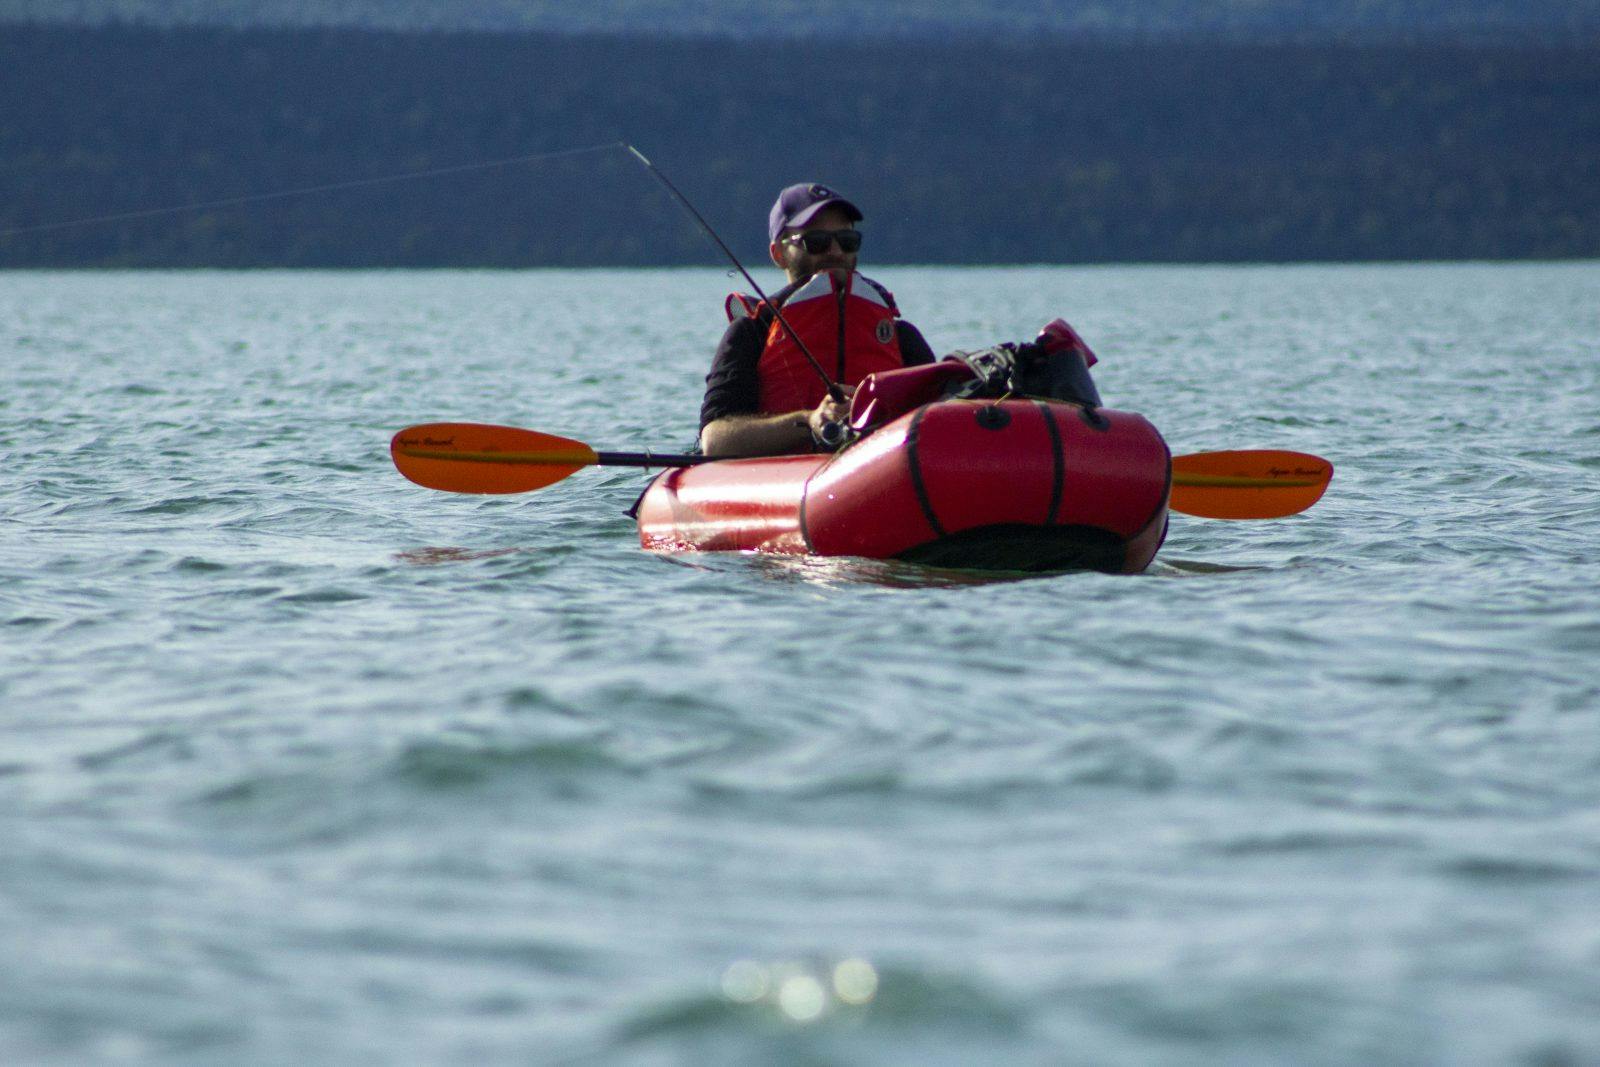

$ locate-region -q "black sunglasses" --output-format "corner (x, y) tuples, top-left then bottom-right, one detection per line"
(783, 229), (863, 254)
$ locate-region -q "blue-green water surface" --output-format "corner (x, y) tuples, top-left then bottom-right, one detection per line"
(3, 263), (1599, 1064)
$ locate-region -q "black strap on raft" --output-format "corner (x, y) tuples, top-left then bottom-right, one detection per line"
(943, 341), (1103, 410)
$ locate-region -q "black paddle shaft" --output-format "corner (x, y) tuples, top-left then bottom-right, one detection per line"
(594, 451), (713, 469)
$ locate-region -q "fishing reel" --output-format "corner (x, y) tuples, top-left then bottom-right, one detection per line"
(813, 416), (853, 451)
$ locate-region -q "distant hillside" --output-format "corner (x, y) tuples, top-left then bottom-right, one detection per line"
(4, 0), (1600, 40)
(2, 25), (1597, 267)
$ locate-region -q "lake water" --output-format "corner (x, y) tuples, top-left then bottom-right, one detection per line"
(3, 263), (1598, 1064)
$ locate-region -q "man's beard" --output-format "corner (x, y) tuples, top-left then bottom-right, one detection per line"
(788, 250), (857, 280)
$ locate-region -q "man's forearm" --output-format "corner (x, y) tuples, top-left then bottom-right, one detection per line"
(699, 412), (812, 457)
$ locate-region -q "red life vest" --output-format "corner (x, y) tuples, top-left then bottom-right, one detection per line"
(725, 271), (906, 415)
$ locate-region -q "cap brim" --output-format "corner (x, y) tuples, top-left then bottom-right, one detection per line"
(783, 198), (863, 234)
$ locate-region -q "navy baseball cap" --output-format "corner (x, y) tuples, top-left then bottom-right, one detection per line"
(768, 183), (863, 242)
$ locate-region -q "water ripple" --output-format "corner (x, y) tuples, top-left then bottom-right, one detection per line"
(4, 264), (1599, 1064)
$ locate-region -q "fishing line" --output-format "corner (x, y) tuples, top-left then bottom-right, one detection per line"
(7, 135), (845, 408)
(0, 140), (627, 238)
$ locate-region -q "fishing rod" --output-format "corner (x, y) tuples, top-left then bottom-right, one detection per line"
(624, 144), (843, 403)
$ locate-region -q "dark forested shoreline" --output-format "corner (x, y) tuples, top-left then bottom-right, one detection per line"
(2, 24), (1596, 266)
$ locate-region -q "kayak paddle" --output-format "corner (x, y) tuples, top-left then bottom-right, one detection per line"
(391, 423), (1331, 519)
(390, 423), (708, 495)
(1168, 450), (1333, 519)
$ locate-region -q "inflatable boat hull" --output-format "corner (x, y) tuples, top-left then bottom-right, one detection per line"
(636, 400), (1171, 573)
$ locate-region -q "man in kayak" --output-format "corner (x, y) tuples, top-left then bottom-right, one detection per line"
(698, 183), (937, 456)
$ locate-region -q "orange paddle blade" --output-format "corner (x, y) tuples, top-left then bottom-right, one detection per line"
(390, 423), (598, 494)
(1170, 450), (1333, 519)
